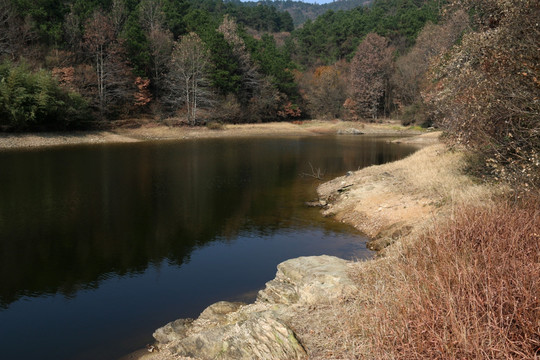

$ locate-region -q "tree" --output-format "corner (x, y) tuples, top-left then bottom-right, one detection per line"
(148, 27), (173, 97)
(0, 0), (19, 58)
(425, 0), (540, 189)
(0, 0), (35, 59)
(110, 0), (128, 37)
(138, 0), (172, 97)
(348, 33), (393, 119)
(165, 32), (212, 125)
(138, 0), (166, 34)
(83, 9), (134, 118)
(392, 10), (469, 109)
(63, 5), (82, 53)
(299, 63), (347, 119)
(218, 15), (263, 109)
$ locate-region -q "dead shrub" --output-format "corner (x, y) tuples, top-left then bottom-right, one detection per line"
(367, 200), (540, 359)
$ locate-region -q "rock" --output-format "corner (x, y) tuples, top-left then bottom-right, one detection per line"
(366, 237), (395, 251)
(153, 318), (194, 344)
(152, 256), (357, 359)
(337, 128), (364, 135)
(168, 310), (306, 360)
(304, 200), (322, 207)
(257, 255), (357, 305)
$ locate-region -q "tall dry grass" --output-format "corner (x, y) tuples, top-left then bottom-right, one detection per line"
(362, 199), (540, 359)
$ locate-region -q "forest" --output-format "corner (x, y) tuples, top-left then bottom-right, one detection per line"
(0, 0), (538, 188)
(228, 0), (373, 26)
(0, 0), (444, 129)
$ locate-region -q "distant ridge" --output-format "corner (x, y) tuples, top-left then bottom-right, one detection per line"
(226, 0), (373, 26)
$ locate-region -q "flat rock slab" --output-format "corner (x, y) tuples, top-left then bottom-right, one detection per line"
(152, 255), (357, 359)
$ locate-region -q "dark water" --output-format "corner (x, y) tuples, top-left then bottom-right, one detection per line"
(0, 136), (416, 359)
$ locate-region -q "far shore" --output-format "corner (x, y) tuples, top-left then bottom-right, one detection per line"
(0, 119), (439, 150)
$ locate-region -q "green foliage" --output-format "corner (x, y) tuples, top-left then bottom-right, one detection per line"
(246, 34), (297, 98)
(291, 0), (441, 66)
(162, 0), (189, 37)
(121, 14), (151, 76)
(227, 0), (372, 27)
(0, 61), (92, 131)
(199, 28), (242, 95)
(192, 0), (294, 32)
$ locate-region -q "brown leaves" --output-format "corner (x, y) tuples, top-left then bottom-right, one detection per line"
(425, 1), (540, 190)
(349, 33), (394, 120)
(134, 77), (152, 107)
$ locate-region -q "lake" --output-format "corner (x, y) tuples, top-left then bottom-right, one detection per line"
(0, 135), (416, 359)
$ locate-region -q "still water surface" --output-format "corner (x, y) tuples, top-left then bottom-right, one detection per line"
(0, 136), (416, 359)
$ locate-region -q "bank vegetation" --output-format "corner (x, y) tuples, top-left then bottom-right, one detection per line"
(296, 1), (540, 358)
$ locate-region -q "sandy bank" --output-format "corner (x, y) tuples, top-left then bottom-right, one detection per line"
(0, 119), (431, 150)
(317, 143), (495, 251)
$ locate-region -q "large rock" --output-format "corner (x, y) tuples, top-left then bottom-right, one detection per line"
(257, 255), (357, 305)
(152, 256), (357, 359)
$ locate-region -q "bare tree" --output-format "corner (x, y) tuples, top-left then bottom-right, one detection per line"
(392, 10), (469, 108)
(139, 0), (166, 34)
(0, 0), (17, 57)
(349, 33), (393, 120)
(110, 0), (128, 37)
(0, 0), (34, 59)
(137, 0), (172, 97)
(148, 27), (173, 97)
(64, 6), (82, 52)
(83, 9), (133, 117)
(165, 32), (212, 125)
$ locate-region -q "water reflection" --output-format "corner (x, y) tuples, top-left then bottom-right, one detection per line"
(0, 136), (416, 359)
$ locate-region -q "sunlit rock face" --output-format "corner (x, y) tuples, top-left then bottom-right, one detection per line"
(153, 255), (357, 359)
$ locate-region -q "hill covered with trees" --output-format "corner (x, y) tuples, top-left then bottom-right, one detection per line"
(226, 0), (373, 26)
(0, 0), (444, 130)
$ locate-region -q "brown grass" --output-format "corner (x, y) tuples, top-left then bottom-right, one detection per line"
(291, 198), (539, 360)
(357, 199), (540, 359)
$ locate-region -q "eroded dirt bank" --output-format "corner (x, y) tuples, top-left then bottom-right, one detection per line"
(317, 142), (487, 251)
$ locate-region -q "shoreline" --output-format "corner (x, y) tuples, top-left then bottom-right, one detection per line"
(132, 139), (503, 360)
(2, 121), (444, 359)
(0, 119), (437, 150)
(121, 131), (448, 360)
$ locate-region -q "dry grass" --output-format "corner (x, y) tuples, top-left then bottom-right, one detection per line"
(292, 199), (539, 359)
(303, 143), (539, 360)
(352, 199), (540, 359)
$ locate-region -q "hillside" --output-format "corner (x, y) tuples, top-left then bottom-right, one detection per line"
(227, 0), (373, 26)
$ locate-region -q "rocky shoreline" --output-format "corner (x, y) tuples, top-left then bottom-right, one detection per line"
(132, 256), (356, 360)
(0, 120), (442, 360)
(125, 135), (455, 360)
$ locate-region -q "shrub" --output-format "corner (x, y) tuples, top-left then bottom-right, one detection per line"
(425, 0), (540, 190)
(0, 60), (92, 131)
(399, 101), (430, 127)
(205, 120), (224, 130)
